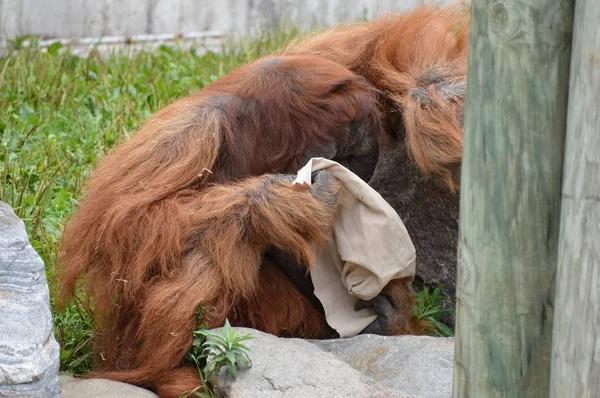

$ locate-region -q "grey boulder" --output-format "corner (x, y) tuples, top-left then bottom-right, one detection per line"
(213, 328), (399, 398)
(312, 334), (454, 398)
(213, 328), (454, 398)
(0, 201), (60, 397)
(59, 375), (158, 398)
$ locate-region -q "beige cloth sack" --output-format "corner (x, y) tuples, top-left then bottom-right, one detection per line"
(293, 158), (416, 337)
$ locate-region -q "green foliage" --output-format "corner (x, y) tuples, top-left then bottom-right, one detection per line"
(184, 319), (254, 398)
(0, 28), (303, 376)
(52, 298), (95, 375)
(47, 41), (64, 56)
(185, 305), (211, 372)
(181, 353), (215, 398)
(196, 319), (254, 381)
(414, 285), (455, 337)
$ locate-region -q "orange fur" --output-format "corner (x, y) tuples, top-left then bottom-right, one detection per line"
(58, 5), (469, 396)
(383, 277), (433, 335)
(285, 3), (470, 191)
(58, 54), (414, 396)
(232, 260), (331, 338)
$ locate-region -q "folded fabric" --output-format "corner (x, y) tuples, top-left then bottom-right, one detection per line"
(293, 157), (416, 337)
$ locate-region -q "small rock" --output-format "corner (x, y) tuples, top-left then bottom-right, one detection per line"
(312, 334), (454, 398)
(213, 328), (401, 398)
(59, 375), (158, 398)
(0, 201), (60, 397)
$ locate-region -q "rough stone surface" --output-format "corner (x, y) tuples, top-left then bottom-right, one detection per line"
(213, 328), (401, 398)
(59, 375), (158, 398)
(312, 334), (455, 398)
(0, 201), (60, 397)
(213, 328), (454, 398)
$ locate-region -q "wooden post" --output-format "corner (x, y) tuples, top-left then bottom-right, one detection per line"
(453, 0), (575, 397)
(549, 1), (600, 396)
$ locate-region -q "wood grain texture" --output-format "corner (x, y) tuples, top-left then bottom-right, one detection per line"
(550, 0), (600, 396)
(453, 0), (574, 396)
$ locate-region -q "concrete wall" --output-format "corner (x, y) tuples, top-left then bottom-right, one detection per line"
(0, 0), (455, 45)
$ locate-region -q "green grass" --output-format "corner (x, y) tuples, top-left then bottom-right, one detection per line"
(1, 26), (452, 376)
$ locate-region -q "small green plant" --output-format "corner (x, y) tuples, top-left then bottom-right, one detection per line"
(180, 358), (214, 398)
(197, 319), (254, 380)
(183, 318), (254, 398)
(52, 297), (95, 375)
(414, 285), (454, 337)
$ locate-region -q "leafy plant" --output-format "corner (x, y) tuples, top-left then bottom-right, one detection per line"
(414, 285), (454, 337)
(181, 355), (215, 398)
(52, 297), (95, 375)
(183, 319), (254, 398)
(196, 319), (254, 381)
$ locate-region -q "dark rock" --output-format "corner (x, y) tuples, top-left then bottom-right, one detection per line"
(368, 142), (459, 327)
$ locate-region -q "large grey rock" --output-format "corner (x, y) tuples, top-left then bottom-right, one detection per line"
(0, 201), (60, 397)
(59, 375), (158, 398)
(213, 328), (401, 398)
(213, 328), (453, 398)
(312, 334), (455, 398)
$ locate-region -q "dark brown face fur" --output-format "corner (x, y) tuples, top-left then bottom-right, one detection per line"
(203, 54), (384, 183)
